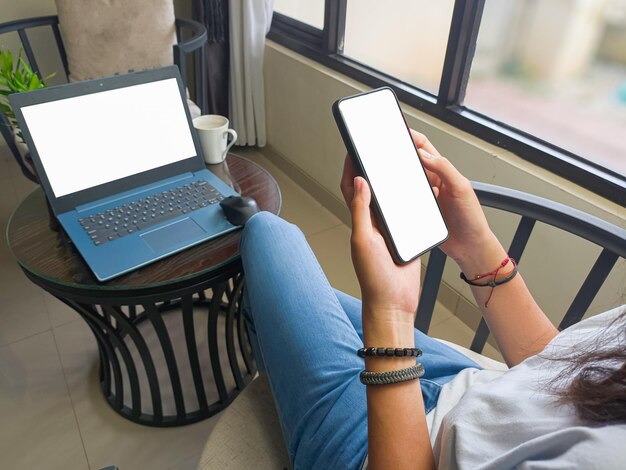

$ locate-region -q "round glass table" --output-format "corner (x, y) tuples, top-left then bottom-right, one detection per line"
(6, 154), (281, 426)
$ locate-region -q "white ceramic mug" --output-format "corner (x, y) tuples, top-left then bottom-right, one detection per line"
(192, 115), (238, 164)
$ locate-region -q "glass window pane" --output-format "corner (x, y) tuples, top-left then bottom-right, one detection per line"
(465, 0), (626, 176)
(342, 0), (455, 94)
(273, 0), (325, 30)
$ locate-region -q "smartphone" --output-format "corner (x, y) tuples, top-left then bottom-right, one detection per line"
(332, 87), (448, 264)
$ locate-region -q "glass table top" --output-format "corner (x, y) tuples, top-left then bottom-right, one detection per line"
(6, 154), (281, 292)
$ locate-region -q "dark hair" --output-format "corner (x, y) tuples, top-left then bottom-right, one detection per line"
(547, 309), (626, 424)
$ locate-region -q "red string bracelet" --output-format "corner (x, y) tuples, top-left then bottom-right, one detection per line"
(460, 257), (518, 307)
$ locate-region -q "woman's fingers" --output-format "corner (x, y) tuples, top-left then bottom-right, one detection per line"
(350, 177), (374, 241)
(410, 129), (444, 190)
(417, 147), (469, 192)
(340, 154), (358, 205)
(422, 165), (442, 190)
(410, 129), (442, 157)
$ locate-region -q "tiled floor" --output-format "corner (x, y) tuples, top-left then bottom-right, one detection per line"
(0, 144), (500, 470)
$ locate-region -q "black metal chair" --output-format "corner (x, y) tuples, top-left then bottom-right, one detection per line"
(416, 181), (626, 353)
(0, 15), (208, 183)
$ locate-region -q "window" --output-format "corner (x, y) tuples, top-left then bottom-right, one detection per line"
(273, 0), (325, 30)
(269, 0), (626, 205)
(343, 0), (455, 94)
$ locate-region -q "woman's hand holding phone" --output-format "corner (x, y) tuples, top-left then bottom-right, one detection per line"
(409, 130), (558, 367)
(341, 157), (420, 339)
(409, 130), (508, 275)
(341, 129), (508, 326)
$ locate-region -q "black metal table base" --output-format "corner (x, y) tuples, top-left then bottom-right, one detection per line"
(57, 273), (257, 427)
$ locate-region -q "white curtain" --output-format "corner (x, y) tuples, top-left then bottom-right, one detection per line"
(229, 0), (274, 146)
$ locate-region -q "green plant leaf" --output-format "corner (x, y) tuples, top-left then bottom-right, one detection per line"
(28, 74), (41, 90)
(0, 49), (13, 76)
(18, 56), (33, 76)
(12, 72), (26, 90)
(0, 46), (54, 135)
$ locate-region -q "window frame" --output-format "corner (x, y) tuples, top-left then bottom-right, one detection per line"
(268, 0), (626, 206)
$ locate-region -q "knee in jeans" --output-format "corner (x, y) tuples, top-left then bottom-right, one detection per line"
(242, 211), (278, 237)
(241, 212), (281, 249)
(240, 212), (305, 253)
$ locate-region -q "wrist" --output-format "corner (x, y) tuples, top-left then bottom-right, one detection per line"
(362, 314), (417, 372)
(362, 308), (415, 349)
(455, 234), (508, 278)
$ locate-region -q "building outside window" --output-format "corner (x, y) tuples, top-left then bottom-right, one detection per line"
(466, 0), (626, 176)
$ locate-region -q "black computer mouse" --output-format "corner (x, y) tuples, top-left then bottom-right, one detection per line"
(219, 196), (261, 226)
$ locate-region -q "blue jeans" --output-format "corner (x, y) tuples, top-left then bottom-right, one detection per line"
(240, 212), (480, 469)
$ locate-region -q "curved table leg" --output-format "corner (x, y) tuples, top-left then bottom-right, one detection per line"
(56, 273), (257, 427)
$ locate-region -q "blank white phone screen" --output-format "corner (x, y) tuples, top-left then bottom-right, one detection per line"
(338, 88), (447, 261)
(20, 78), (197, 198)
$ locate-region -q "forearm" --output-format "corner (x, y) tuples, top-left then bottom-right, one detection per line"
(363, 311), (435, 470)
(456, 234), (558, 367)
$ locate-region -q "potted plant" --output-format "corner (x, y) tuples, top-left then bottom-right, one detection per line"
(0, 47), (55, 168)
(1, 48), (61, 230)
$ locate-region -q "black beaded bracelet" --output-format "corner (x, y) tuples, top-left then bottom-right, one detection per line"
(360, 363), (425, 386)
(357, 347), (422, 358)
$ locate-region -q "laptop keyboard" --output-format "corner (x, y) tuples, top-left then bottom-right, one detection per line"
(78, 180), (224, 246)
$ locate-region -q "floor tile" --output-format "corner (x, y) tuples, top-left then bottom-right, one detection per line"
(9, 171), (38, 203)
(429, 300), (454, 328)
(0, 178), (19, 220)
(0, 151), (53, 347)
(0, 276), (50, 346)
(234, 147), (343, 236)
(168, 453), (202, 470)
(43, 291), (80, 328)
(0, 331), (89, 470)
(429, 315), (503, 362)
(453, 294), (482, 332)
(436, 282), (461, 317)
(54, 317), (221, 470)
(307, 224), (361, 299)
(0, 148), (14, 183)
(0, 244), (27, 279)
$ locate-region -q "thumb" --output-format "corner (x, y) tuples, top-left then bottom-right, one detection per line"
(351, 176), (373, 238)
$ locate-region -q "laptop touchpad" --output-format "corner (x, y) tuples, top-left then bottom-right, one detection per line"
(141, 218), (206, 253)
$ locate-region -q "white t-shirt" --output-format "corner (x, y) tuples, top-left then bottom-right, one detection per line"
(362, 305), (626, 469)
(431, 305), (626, 469)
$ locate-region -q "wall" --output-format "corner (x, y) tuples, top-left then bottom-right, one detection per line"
(263, 41), (626, 327)
(0, 0), (56, 24)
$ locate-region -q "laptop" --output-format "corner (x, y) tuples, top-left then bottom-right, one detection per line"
(9, 66), (240, 281)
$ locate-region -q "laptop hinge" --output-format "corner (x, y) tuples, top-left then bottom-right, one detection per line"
(75, 172), (194, 213)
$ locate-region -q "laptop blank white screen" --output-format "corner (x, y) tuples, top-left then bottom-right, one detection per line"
(20, 78), (197, 198)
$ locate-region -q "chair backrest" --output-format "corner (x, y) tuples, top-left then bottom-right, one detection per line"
(0, 15), (207, 182)
(416, 181), (626, 354)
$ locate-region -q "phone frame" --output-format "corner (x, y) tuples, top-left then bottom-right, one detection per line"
(332, 86), (448, 264)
